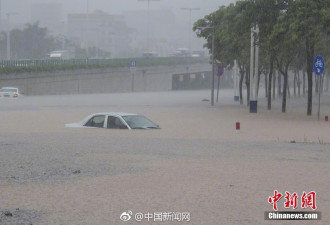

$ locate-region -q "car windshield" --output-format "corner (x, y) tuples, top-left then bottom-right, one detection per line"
(122, 115), (159, 129)
(1, 88), (17, 93)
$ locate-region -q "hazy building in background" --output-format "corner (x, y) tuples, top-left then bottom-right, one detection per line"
(0, 0), (233, 59)
(0, 0), (210, 59)
(124, 8), (206, 57)
(67, 10), (131, 58)
(125, 9), (177, 57)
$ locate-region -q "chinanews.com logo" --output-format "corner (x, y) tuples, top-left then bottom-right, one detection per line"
(265, 190), (322, 220)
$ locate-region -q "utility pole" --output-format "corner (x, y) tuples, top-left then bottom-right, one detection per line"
(61, 21), (66, 51)
(0, 0), (2, 28)
(137, 0), (160, 51)
(234, 60), (239, 102)
(249, 24), (259, 113)
(180, 7), (200, 55)
(86, 0), (89, 58)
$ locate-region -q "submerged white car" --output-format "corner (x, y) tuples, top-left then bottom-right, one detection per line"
(66, 112), (160, 130)
(0, 87), (21, 98)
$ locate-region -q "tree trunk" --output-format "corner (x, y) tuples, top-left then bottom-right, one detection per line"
(303, 69), (306, 96)
(282, 73), (288, 113)
(246, 71), (250, 106)
(277, 60), (290, 113)
(268, 55), (274, 110)
(265, 74), (268, 98)
(239, 65), (244, 105)
(278, 72), (282, 97)
(293, 70), (297, 97)
(297, 70), (301, 96)
(273, 70), (276, 100)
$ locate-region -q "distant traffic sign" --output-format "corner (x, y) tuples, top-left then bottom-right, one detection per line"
(130, 59), (137, 68)
(313, 55), (325, 76)
(217, 65), (224, 76)
(130, 59), (137, 72)
(215, 59), (224, 76)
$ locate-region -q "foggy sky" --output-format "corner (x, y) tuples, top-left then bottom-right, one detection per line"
(2, 0), (236, 24)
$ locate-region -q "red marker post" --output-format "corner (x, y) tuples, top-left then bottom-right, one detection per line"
(236, 122), (240, 133)
(325, 116), (328, 122)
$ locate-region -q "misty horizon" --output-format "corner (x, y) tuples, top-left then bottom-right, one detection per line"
(0, 0), (236, 58)
(2, 0), (235, 24)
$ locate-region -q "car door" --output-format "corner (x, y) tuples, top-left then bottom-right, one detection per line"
(107, 116), (128, 129)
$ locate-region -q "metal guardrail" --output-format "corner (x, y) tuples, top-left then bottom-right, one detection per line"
(0, 57), (209, 69)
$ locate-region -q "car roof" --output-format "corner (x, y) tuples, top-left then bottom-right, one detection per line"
(91, 112), (138, 117)
(1, 87), (18, 89)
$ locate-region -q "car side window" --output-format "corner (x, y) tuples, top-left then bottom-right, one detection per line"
(107, 116), (128, 129)
(85, 115), (105, 128)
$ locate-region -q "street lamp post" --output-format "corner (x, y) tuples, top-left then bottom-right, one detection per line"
(6, 12), (18, 60)
(0, 0), (2, 28)
(137, 0), (160, 51)
(180, 7), (200, 54)
(86, 0), (89, 58)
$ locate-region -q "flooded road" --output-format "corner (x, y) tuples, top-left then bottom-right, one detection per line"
(0, 90), (329, 224)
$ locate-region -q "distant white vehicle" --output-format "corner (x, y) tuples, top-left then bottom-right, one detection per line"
(191, 54), (201, 57)
(66, 112), (160, 130)
(0, 87), (21, 98)
(49, 50), (73, 59)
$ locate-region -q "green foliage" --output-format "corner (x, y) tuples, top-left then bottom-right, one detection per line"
(194, 0), (329, 114)
(193, 1), (253, 68)
(288, 0), (324, 44)
(194, 0), (329, 70)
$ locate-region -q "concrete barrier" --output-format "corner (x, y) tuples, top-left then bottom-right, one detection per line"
(0, 63), (211, 96)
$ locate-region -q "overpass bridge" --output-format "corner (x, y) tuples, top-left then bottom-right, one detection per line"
(0, 57), (212, 95)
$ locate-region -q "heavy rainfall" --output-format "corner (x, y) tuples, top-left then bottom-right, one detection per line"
(0, 0), (330, 225)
